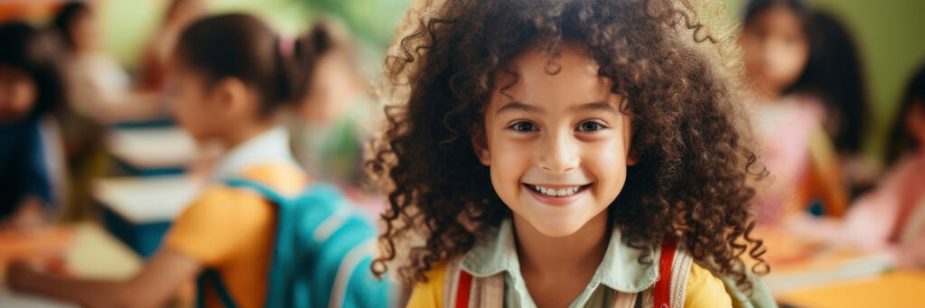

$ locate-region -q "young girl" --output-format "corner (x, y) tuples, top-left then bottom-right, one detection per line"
(291, 17), (376, 189)
(738, 0), (848, 225)
(7, 13), (385, 307)
(138, 0), (207, 92)
(52, 1), (165, 124)
(0, 21), (66, 230)
(370, 0), (773, 307)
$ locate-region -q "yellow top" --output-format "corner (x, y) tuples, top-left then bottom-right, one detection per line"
(164, 164), (306, 308)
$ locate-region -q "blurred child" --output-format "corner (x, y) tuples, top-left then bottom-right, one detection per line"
(52, 1), (165, 124)
(290, 17), (375, 189)
(739, 0), (847, 225)
(794, 10), (877, 197)
(7, 13), (388, 307)
(138, 0), (206, 92)
(371, 0), (774, 307)
(787, 63), (925, 268)
(0, 21), (66, 230)
(51, 1), (163, 222)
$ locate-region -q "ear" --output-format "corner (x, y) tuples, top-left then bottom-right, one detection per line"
(209, 77), (252, 116)
(471, 126), (491, 166)
(622, 112), (638, 166)
(627, 148), (640, 166)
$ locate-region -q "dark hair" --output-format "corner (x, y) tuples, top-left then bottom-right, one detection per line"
(743, 0), (811, 29)
(371, 0), (767, 293)
(792, 10), (869, 155)
(0, 21), (65, 119)
(52, 1), (91, 53)
(886, 63), (925, 165)
(296, 17), (358, 90)
(173, 13), (312, 117)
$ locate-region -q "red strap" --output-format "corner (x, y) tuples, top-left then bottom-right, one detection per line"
(654, 240), (678, 308)
(455, 270), (474, 308)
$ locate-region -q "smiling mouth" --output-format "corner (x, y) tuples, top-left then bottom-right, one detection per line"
(523, 183), (592, 197)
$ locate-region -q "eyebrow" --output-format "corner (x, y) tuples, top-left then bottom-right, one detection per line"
(496, 101), (543, 115)
(571, 101), (619, 113)
(496, 101), (619, 115)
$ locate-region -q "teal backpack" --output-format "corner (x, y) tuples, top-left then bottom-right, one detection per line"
(196, 178), (392, 308)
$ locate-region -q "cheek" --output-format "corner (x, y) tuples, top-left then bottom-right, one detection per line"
(10, 80), (36, 114)
(768, 42), (808, 84)
(488, 134), (532, 184)
(174, 93), (210, 138)
(586, 139), (628, 194)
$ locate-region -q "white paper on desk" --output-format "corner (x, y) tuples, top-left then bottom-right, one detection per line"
(93, 176), (202, 223)
(106, 127), (197, 169)
(764, 251), (897, 293)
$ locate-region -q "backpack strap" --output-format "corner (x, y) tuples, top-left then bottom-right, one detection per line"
(446, 260), (504, 308)
(652, 240), (693, 308)
(196, 269), (238, 308)
(224, 178), (288, 204)
(611, 292), (639, 308)
(192, 178), (284, 308)
(455, 271), (474, 308)
(654, 240), (678, 308)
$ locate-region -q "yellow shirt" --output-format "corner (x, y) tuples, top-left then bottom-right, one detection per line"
(164, 126), (306, 308)
(165, 163), (306, 308)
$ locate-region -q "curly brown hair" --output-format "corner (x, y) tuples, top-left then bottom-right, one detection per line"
(369, 0), (769, 292)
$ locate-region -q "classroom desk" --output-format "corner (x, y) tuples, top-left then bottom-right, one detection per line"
(776, 270), (925, 308)
(0, 223), (142, 307)
(106, 126), (197, 175)
(93, 175), (201, 257)
(758, 226), (925, 308)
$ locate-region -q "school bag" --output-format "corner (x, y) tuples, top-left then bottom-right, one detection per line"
(196, 178), (392, 308)
(447, 240), (777, 308)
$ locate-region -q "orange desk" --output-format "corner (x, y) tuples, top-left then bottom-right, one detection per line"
(777, 270), (925, 308)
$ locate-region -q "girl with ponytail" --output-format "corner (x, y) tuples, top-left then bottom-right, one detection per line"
(6, 13), (389, 308)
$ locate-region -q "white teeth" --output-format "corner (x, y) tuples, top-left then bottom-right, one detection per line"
(530, 185), (582, 197)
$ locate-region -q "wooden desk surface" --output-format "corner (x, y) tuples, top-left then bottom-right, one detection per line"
(776, 270), (925, 308)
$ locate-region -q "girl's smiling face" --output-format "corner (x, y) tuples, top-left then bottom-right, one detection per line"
(475, 44), (635, 237)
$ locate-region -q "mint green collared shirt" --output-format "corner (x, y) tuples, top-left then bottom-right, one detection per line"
(406, 219), (777, 308)
(459, 219), (660, 308)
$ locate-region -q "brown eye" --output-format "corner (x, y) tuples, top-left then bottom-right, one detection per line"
(576, 120), (605, 132)
(509, 121), (538, 132)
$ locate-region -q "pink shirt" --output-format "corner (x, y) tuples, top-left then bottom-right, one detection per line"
(751, 97), (824, 225)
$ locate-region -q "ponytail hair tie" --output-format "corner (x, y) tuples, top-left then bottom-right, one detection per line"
(277, 34), (295, 59)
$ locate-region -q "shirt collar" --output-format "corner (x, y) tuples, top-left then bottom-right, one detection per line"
(460, 219), (659, 301)
(209, 126), (295, 182)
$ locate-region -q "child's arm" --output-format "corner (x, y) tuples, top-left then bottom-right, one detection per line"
(7, 248), (200, 308)
(0, 197), (46, 230)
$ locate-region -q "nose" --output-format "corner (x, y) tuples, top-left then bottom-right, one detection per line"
(537, 130), (579, 173)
